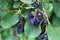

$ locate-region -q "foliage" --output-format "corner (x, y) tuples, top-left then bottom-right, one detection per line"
(0, 0), (60, 40)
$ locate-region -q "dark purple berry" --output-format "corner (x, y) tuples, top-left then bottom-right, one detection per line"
(43, 20), (48, 25)
(19, 17), (25, 22)
(33, 1), (39, 8)
(29, 18), (39, 27)
(29, 18), (35, 24)
(18, 28), (24, 34)
(39, 33), (48, 40)
(17, 24), (21, 28)
(28, 13), (34, 18)
(36, 10), (43, 20)
(35, 16), (40, 22)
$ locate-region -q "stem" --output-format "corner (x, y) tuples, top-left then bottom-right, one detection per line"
(10, 28), (14, 35)
(36, 0), (40, 4)
(43, 8), (50, 24)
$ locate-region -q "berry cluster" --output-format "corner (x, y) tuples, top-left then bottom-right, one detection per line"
(28, 10), (43, 27)
(17, 17), (25, 34)
(29, 1), (48, 40)
(39, 20), (48, 40)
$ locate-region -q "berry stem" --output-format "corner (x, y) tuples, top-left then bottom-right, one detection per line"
(43, 8), (50, 24)
(36, 0), (40, 4)
(10, 28), (14, 35)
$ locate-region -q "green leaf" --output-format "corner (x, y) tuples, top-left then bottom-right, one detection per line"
(14, 0), (18, 1)
(13, 2), (20, 8)
(20, 33), (26, 40)
(0, 1), (8, 8)
(1, 12), (19, 29)
(53, 2), (60, 17)
(24, 21), (41, 37)
(28, 37), (36, 40)
(46, 24), (60, 40)
(25, 5), (34, 9)
(0, 33), (2, 40)
(2, 29), (10, 38)
(43, 2), (53, 13)
(20, 0), (36, 4)
(4, 36), (17, 40)
(0, 10), (8, 19)
(23, 10), (30, 18)
(52, 17), (60, 26)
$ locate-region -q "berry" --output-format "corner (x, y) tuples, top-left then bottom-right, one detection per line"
(19, 17), (25, 22)
(33, 1), (39, 8)
(28, 13), (34, 18)
(29, 18), (40, 27)
(18, 28), (24, 34)
(17, 24), (21, 28)
(29, 18), (35, 25)
(33, 18), (40, 26)
(39, 33), (48, 40)
(36, 10), (43, 20)
(35, 16), (40, 22)
(43, 20), (48, 25)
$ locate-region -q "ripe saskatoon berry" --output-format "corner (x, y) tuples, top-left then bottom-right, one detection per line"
(33, 18), (40, 26)
(39, 33), (48, 40)
(33, 1), (39, 8)
(18, 28), (24, 34)
(43, 20), (48, 25)
(29, 18), (40, 27)
(17, 24), (24, 34)
(17, 24), (21, 28)
(36, 10), (43, 20)
(19, 17), (25, 22)
(28, 13), (34, 18)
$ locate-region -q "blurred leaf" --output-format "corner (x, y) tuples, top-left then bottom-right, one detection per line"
(46, 24), (60, 40)
(14, 0), (18, 1)
(0, 1), (8, 8)
(53, 2), (60, 17)
(16, 32), (26, 40)
(0, 10), (8, 19)
(52, 17), (60, 26)
(0, 33), (2, 40)
(4, 36), (17, 40)
(24, 21), (41, 37)
(20, 33), (26, 40)
(13, 2), (20, 8)
(20, 0), (36, 4)
(28, 37), (36, 40)
(23, 10), (30, 18)
(1, 12), (19, 29)
(2, 29), (10, 38)
(43, 2), (53, 17)
(25, 5), (34, 9)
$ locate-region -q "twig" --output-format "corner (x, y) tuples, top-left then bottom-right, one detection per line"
(43, 8), (50, 24)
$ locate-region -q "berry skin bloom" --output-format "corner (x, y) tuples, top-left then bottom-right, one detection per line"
(19, 17), (25, 22)
(33, 1), (39, 8)
(28, 13), (34, 18)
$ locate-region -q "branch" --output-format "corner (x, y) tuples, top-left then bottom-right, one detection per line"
(43, 8), (50, 24)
